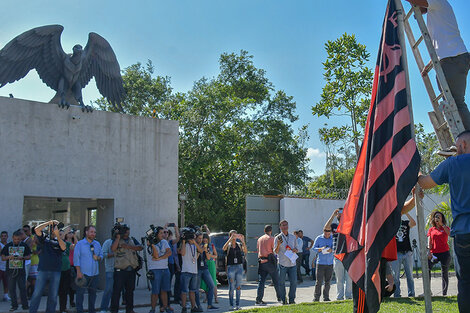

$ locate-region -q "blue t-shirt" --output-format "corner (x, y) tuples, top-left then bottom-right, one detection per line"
(313, 234), (334, 265)
(37, 233), (64, 272)
(430, 154), (470, 236)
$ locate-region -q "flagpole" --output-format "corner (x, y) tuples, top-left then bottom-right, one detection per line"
(394, 0), (432, 312)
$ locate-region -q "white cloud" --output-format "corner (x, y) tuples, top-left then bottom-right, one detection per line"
(306, 148), (326, 159)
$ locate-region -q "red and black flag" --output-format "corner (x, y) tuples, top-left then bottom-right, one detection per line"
(335, 0), (420, 312)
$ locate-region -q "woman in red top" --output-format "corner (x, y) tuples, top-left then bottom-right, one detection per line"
(427, 210), (451, 296)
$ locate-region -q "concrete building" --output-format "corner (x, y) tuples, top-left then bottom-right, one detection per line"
(0, 96), (179, 251)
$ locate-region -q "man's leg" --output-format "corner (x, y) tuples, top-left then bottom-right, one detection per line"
(403, 251), (415, 297)
(7, 271), (17, 309)
(173, 270), (181, 303)
(455, 234), (470, 312)
(189, 274), (198, 308)
(296, 253), (303, 282)
(440, 52), (470, 130)
(278, 265), (287, 303)
(269, 267), (281, 301)
(124, 271), (136, 312)
(314, 265), (324, 301)
(301, 252), (310, 276)
(287, 265), (297, 303)
(323, 264), (333, 301)
(88, 275), (98, 313)
(100, 272), (114, 311)
(180, 272), (190, 309)
(110, 271), (124, 313)
(391, 257), (401, 298)
(45, 271), (61, 313)
(28, 271), (47, 313)
(256, 264), (269, 303)
(334, 258), (345, 300)
(76, 276), (86, 313)
(18, 271), (28, 309)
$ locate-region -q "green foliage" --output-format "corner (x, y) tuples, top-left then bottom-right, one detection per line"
(312, 33), (373, 160)
(415, 123), (445, 175)
(95, 51), (308, 233)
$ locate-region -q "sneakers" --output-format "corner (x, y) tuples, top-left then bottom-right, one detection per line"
(182, 308), (188, 313)
(207, 305), (219, 310)
(191, 307), (203, 313)
(323, 298), (331, 302)
(9, 307), (17, 312)
(437, 146), (457, 157)
(255, 300), (267, 306)
(3, 294), (10, 302)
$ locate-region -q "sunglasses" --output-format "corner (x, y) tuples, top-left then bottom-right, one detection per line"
(323, 230), (331, 232)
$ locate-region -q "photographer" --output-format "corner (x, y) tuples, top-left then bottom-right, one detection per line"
(74, 226), (102, 313)
(194, 232), (218, 311)
(178, 228), (203, 313)
(29, 220), (66, 313)
(148, 226), (172, 313)
(100, 230), (116, 312)
(1, 229), (31, 311)
(164, 223), (179, 303)
(110, 224), (143, 313)
(223, 230), (247, 311)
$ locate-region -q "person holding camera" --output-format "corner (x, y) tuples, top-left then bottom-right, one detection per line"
(100, 230), (116, 313)
(178, 230), (204, 313)
(110, 225), (143, 313)
(194, 232), (218, 311)
(148, 226), (172, 313)
(29, 220), (66, 313)
(1, 229), (31, 311)
(223, 230), (247, 311)
(74, 226), (102, 313)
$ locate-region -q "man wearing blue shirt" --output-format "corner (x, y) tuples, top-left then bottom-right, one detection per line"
(74, 226), (103, 313)
(100, 231), (115, 313)
(418, 130), (470, 311)
(313, 227), (334, 302)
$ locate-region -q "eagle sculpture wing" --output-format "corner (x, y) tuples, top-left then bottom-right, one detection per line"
(80, 33), (125, 110)
(0, 25), (66, 90)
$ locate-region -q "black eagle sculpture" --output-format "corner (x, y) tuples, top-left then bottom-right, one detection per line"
(0, 25), (125, 112)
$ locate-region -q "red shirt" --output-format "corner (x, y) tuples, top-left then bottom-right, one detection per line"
(427, 226), (449, 254)
(382, 238), (397, 261)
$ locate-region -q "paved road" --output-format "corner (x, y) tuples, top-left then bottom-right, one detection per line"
(0, 273), (457, 313)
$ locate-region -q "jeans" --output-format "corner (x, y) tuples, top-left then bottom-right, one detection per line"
(279, 265), (297, 303)
(110, 270), (136, 313)
(454, 233), (470, 312)
(391, 251), (415, 297)
(76, 274), (98, 313)
(8, 270), (28, 309)
(334, 258), (352, 300)
(29, 270), (61, 313)
(296, 253), (303, 281)
(173, 270), (181, 302)
(100, 272), (114, 311)
(301, 252), (311, 275)
(227, 264), (243, 306)
(314, 264), (333, 301)
(195, 268), (214, 307)
(428, 251), (450, 296)
(256, 262), (280, 302)
(440, 52), (470, 130)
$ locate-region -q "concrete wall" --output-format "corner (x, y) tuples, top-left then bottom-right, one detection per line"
(0, 96), (179, 239)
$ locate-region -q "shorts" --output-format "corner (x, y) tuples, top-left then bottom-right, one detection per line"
(29, 265), (38, 278)
(151, 269), (171, 294)
(180, 272), (198, 293)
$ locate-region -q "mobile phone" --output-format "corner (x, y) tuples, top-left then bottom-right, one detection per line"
(168, 223), (176, 227)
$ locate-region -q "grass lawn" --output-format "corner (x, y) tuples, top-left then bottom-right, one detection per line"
(239, 296), (458, 312)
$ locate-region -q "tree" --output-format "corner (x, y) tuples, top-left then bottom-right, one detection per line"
(95, 51), (308, 233)
(312, 33), (373, 160)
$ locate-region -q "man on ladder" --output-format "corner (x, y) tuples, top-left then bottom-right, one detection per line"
(406, 0), (470, 131)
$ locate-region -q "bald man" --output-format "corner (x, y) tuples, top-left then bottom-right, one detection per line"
(418, 130), (470, 311)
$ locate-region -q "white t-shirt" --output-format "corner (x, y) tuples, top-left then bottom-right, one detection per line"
(0, 243), (6, 271)
(148, 239), (170, 270)
(296, 237), (303, 253)
(181, 243), (198, 274)
(427, 0), (467, 59)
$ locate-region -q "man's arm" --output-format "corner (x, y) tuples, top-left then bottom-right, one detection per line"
(418, 174), (437, 190)
(324, 209), (340, 230)
(308, 239), (314, 250)
(274, 236), (281, 254)
(111, 235), (120, 252)
(34, 220), (58, 236)
(53, 227), (66, 251)
(406, 0), (428, 7)
(406, 213), (417, 228)
(179, 240), (186, 256)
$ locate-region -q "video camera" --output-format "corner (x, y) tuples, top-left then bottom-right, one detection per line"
(112, 218), (129, 239)
(180, 224), (200, 241)
(145, 224), (160, 245)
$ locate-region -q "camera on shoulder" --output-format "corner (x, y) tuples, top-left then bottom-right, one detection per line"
(112, 218), (129, 239)
(145, 224), (160, 245)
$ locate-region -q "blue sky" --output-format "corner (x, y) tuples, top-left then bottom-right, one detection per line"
(1, 0), (469, 176)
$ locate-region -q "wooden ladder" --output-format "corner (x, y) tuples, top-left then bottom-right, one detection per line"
(396, 1), (465, 148)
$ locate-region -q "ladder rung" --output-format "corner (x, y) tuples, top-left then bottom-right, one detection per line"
(413, 36), (424, 50)
(405, 8), (414, 21)
(436, 121), (448, 131)
(421, 60), (434, 76)
(432, 93), (444, 104)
